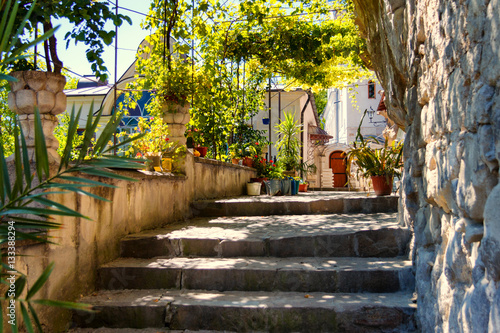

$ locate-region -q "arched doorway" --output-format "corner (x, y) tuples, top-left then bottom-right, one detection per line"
(329, 151), (347, 188)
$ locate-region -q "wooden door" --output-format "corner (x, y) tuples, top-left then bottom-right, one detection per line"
(330, 151), (347, 187)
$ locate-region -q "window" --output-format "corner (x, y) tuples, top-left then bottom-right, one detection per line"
(368, 81), (376, 99)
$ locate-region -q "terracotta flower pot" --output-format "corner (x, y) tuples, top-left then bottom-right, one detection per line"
(371, 175), (393, 196)
(195, 146), (208, 157)
(299, 183), (308, 192)
(242, 157), (254, 167)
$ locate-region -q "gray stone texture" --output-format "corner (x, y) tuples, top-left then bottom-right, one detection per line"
(352, 0), (499, 331)
(120, 212), (411, 258)
(74, 289), (417, 332)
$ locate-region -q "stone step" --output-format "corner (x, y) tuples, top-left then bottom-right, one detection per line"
(97, 257), (414, 293)
(68, 329), (227, 333)
(191, 193), (398, 217)
(121, 213), (411, 259)
(73, 289), (417, 332)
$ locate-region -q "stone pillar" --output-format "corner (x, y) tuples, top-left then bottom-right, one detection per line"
(7, 71), (67, 163)
(162, 102), (190, 145)
(162, 101), (190, 173)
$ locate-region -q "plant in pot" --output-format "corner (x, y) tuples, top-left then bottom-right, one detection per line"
(120, 117), (171, 172)
(128, 1), (197, 160)
(241, 142), (258, 167)
(299, 179), (309, 192)
(229, 142), (244, 165)
(162, 140), (187, 173)
(345, 113), (403, 196)
(252, 157), (271, 181)
(6, 1), (130, 160)
(263, 160), (283, 196)
(188, 127), (208, 157)
(251, 157), (276, 193)
(275, 112), (302, 176)
(296, 160), (316, 190)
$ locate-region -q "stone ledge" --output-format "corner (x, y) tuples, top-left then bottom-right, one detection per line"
(102, 168), (187, 181)
(194, 156), (256, 171)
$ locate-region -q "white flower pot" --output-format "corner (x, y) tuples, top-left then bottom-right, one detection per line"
(246, 182), (262, 196)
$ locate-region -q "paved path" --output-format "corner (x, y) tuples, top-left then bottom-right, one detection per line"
(71, 191), (416, 332)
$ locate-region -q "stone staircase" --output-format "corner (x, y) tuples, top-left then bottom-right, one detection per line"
(72, 193), (417, 332)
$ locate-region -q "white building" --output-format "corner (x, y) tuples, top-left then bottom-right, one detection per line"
(253, 87), (329, 188)
(317, 79), (387, 189)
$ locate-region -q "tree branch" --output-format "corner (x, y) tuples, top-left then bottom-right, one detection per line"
(44, 20), (62, 74)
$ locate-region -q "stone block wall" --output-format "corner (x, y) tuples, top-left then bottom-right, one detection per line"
(12, 155), (255, 331)
(352, 0), (499, 331)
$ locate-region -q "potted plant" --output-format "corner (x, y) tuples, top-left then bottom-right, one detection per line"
(7, 1), (129, 154)
(275, 112), (302, 175)
(241, 142), (257, 167)
(119, 117), (171, 171)
(263, 160), (283, 196)
(186, 127), (207, 157)
(299, 180), (309, 192)
(162, 141), (186, 173)
(252, 157), (271, 182)
(345, 112), (403, 196)
(229, 143), (244, 165)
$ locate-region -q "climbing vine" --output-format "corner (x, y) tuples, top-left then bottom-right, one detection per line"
(129, 0), (371, 160)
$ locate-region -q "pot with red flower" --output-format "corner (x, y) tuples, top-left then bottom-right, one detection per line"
(242, 157), (254, 167)
(195, 146), (208, 158)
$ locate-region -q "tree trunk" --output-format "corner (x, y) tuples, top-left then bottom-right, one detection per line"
(44, 20), (63, 74)
(43, 39), (52, 72)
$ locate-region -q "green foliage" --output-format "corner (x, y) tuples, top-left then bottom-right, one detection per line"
(0, 88), (16, 156)
(54, 111), (85, 159)
(128, 0), (370, 163)
(11, 0), (131, 80)
(0, 262), (94, 333)
(346, 111), (404, 179)
(0, 0), (56, 81)
(0, 104), (145, 330)
(229, 126), (269, 158)
(274, 112), (302, 171)
(124, 117), (171, 156)
(253, 156), (282, 178)
(313, 89), (327, 118)
(224, 0), (372, 89)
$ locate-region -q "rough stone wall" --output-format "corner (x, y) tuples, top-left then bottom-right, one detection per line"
(352, 0), (499, 331)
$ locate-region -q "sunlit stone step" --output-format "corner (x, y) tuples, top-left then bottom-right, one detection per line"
(121, 213), (411, 259)
(73, 289), (417, 331)
(192, 193), (399, 217)
(98, 256), (414, 293)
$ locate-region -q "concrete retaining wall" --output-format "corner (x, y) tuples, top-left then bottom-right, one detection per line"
(13, 154), (256, 331)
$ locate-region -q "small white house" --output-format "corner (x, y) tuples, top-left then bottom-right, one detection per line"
(317, 79), (387, 189)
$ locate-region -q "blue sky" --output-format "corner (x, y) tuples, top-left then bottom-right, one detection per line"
(54, 0), (151, 83)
